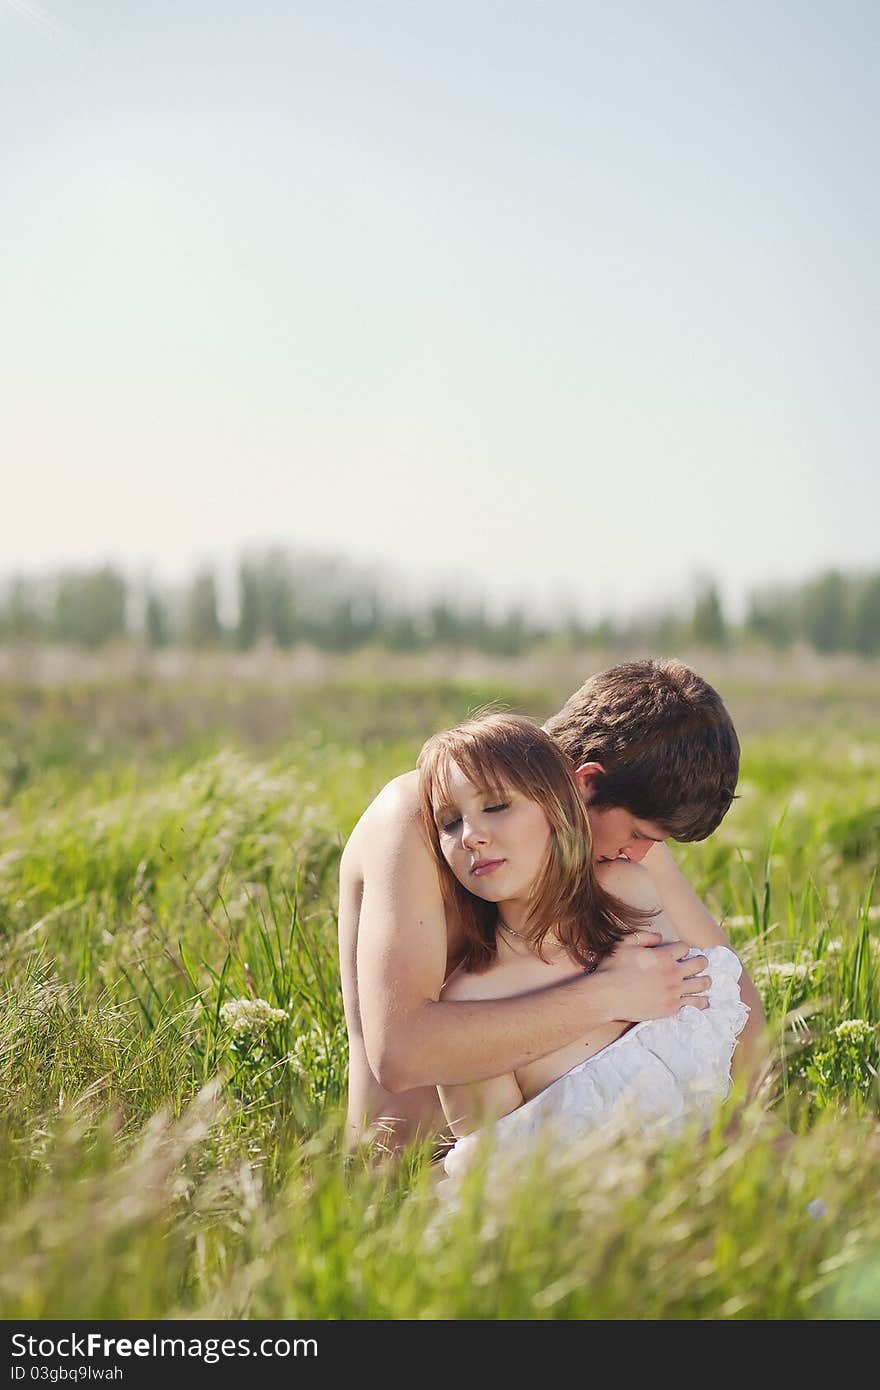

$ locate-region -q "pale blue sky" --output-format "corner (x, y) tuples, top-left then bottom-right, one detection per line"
(3, 1), (877, 619)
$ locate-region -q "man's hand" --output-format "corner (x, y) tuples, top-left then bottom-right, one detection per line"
(595, 932), (711, 1022)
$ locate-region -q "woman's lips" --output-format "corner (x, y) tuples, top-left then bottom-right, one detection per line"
(471, 859), (505, 876)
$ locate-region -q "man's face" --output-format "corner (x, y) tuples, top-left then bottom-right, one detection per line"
(584, 803), (668, 863)
(574, 763), (669, 862)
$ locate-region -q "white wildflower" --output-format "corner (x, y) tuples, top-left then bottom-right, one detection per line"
(725, 915), (754, 929)
(219, 998), (287, 1037)
(832, 1019), (874, 1043)
(823, 939), (843, 956)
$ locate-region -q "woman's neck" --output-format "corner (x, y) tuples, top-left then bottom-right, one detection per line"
(495, 897), (530, 936)
(495, 901), (565, 956)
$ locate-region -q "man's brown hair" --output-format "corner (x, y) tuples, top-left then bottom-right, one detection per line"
(543, 659), (739, 841)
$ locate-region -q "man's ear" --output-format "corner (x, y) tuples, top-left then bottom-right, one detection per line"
(573, 761), (605, 803)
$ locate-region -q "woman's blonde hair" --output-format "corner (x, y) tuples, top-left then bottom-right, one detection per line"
(417, 712), (654, 972)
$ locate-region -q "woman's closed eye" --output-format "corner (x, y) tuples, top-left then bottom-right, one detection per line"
(437, 801), (510, 833)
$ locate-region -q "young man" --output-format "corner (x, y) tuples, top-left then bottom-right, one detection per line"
(339, 659), (767, 1152)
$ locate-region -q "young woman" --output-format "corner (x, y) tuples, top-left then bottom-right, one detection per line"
(417, 712), (749, 1183)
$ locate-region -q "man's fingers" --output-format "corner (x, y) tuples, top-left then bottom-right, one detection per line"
(678, 952), (709, 976)
(621, 929), (664, 947)
(681, 972), (710, 995)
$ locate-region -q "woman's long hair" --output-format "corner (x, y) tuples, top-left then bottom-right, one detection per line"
(417, 712), (656, 972)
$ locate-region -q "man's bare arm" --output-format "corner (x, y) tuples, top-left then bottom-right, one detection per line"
(356, 791), (711, 1094)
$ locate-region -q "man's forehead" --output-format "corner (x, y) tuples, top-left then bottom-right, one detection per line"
(594, 804), (667, 840)
(631, 817), (667, 841)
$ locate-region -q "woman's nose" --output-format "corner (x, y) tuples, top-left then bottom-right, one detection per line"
(461, 816), (488, 848)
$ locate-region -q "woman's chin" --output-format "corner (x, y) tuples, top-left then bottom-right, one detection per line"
(459, 882), (504, 902)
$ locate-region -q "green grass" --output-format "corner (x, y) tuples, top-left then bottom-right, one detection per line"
(0, 667), (878, 1319)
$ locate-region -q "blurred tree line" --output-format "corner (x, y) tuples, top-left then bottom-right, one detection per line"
(1, 555), (879, 657)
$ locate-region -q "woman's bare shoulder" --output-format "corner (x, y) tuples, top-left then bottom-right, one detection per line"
(597, 860), (681, 942)
(596, 858), (661, 908)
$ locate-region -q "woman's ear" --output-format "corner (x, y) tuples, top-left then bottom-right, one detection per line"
(573, 761), (605, 802)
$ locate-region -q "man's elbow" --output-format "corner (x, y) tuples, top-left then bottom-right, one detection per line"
(368, 1035), (423, 1094)
(372, 1052), (409, 1094)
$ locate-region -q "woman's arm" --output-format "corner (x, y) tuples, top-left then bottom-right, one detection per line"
(438, 1070), (525, 1139)
(436, 968), (526, 1137)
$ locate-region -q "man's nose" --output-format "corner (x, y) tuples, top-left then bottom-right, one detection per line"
(624, 841), (651, 863)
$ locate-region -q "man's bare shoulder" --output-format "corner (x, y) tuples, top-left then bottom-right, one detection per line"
(350, 769), (420, 835)
(341, 770), (424, 874)
(341, 766), (450, 968)
(370, 769), (420, 815)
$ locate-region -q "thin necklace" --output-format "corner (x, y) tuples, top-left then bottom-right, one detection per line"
(498, 916), (597, 970)
(497, 916), (529, 940)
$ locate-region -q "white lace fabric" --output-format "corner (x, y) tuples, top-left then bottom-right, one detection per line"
(442, 945), (750, 1185)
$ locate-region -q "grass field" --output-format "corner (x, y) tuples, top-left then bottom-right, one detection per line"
(0, 650), (878, 1319)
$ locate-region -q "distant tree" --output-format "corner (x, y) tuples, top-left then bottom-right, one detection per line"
(321, 597), (359, 650)
(459, 601), (492, 651)
(1, 575), (44, 640)
(53, 567), (127, 648)
(803, 570), (848, 653)
(349, 590), (381, 645)
(739, 586), (800, 650)
(427, 599), (462, 647)
(262, 551), (299, 648)
(556, 609), (592, 649)
(591, 616), (617, 648)
(382, 608), (422, 652)
(484, 606), (532, 657)
(184, 570), (222, 647)
(691, 580), (727, 647)
(745, 589), (797, 649)
(236, 561), (261, 650)
(144, 590), (171, 648)
(851, 573), (880, 657)
(644, 608), (688, 651)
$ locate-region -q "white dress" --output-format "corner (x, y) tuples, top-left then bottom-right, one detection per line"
(441, 946), (749, 1187)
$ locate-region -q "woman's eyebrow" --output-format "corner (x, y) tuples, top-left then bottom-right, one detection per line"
(434, 784), (508, 817)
